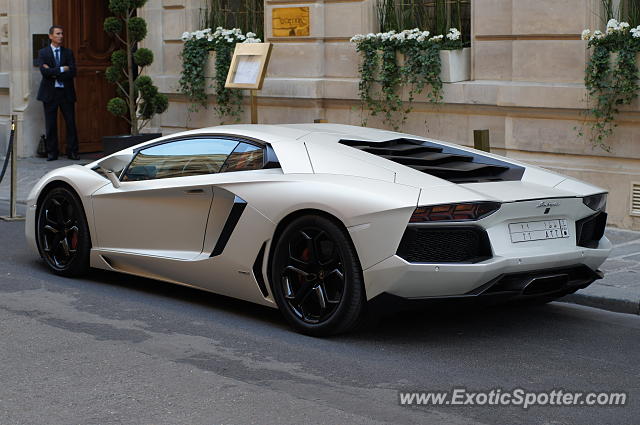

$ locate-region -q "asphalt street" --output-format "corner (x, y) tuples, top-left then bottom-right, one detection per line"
(1, 201), (639, 425)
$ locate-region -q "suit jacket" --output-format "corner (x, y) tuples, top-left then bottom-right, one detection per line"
(36, 46), (77, 103)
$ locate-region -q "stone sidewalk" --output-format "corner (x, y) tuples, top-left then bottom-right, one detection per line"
(1, 155), (639, 315)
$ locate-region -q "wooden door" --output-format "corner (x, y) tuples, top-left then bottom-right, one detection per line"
(53, 0), (129, 153)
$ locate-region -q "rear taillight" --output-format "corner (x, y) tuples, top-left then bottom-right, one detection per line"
(409, 202), (501, 223)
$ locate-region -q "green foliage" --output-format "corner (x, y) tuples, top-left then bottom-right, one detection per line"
(105, 65), (122, 83)
(583, 25), (640, 150)
(111, 49), (127, 68)
(179, 28), (259, 122)
(104, 0), (164, 134)
(108, 0), (129, 16)
(353, 31), (445, 130)
(107, 97), (127, 116)
(375, 0), (470, 46)
(133, 47), (153, 66)
(203, 0), (264, 39)
(104, 17), (122, 34)
(128, 17), (147, 42)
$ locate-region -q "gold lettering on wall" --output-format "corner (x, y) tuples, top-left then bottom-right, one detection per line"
(272, 7), (310, 37)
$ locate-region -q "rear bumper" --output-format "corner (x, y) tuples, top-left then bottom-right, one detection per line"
(363, 237), (612, 300)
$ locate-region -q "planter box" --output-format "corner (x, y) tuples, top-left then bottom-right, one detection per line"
(102, 133), (162, 156)
(439, 47), (470, 83)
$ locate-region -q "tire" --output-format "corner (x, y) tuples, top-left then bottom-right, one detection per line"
(36, 186), (91, 277)
(270, 215), (365, 336)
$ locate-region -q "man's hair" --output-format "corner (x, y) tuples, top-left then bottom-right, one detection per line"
(49, 25), (63, 35)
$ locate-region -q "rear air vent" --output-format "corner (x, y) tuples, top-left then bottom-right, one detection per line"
(632, 182), (640, 216)
(396, 226), (492, 263)
(340, 138), (524, 183)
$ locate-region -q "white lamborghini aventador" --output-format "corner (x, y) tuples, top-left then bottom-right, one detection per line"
(26, 124), (611, 335)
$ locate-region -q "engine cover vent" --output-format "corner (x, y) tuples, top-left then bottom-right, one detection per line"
(340, 138), (525, 183)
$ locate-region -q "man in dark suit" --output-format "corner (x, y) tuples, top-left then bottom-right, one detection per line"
(37, 25), (79, 161)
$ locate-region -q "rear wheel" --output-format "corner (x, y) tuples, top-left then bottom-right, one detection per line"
(36, 186), (91, 277)
(270, 215), (365, 336)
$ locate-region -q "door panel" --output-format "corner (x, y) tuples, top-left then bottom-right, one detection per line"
(92, 178), (214, 260)
(53, 0), (129, 153)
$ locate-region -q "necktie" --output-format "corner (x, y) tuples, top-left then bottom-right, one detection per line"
(54, 48), (60, 67)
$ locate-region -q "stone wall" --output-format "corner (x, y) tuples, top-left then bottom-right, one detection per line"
(141, 0), (640, 229)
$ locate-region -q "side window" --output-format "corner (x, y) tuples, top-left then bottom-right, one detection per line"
(122, 138), (238, 181)
(220, 142), (264, 173)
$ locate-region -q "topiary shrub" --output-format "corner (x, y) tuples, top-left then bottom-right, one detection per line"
(104, 0), (168, 135)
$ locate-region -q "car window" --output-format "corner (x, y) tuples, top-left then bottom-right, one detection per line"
(220, 142), (265, 173)
(122, 138), (239, 181)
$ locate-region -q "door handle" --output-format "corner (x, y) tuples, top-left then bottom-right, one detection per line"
(184, 189), (204, 194)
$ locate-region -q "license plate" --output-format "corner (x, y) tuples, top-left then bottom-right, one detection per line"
(509, 219), (570, 243)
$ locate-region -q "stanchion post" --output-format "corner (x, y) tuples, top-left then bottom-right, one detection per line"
(1, 114), (24, 221)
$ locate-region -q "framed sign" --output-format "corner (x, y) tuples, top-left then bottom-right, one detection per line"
(225, 43), (273, 90)
(272, 7), (310, 37)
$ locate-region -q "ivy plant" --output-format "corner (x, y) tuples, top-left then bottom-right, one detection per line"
(351, 28), (462, 130)
(582, 20), (640, 150)
(179, 28), (261, 122)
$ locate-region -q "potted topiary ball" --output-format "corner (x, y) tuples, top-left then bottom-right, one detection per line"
(102, 0), (168, 155)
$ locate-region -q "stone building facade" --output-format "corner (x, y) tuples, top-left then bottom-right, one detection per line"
(1, 0), (640, 230)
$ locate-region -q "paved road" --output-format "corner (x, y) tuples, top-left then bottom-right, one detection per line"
(1, 208), (638, 425)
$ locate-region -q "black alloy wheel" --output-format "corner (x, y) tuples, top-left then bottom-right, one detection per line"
(271, 215), (365, 336)
(36, 186), (91, 276)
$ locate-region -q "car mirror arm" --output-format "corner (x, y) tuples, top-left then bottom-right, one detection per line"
(98, 167), (121, 188)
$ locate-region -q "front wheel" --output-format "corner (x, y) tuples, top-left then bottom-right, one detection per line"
(36, 186), (91, 277)
(270, 215), (365, 336)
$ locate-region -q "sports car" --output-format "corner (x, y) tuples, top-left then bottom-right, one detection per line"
(26, 124), (611, 335)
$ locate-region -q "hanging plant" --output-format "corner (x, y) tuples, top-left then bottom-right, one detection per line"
(179, 28), (261, 121)
(582, 19), (640, 150)
(351, 28), (462, 130)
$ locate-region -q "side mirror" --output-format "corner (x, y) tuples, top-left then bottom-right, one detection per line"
(98, 167), (121, 188)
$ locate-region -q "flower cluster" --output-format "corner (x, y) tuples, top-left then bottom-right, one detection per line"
(582, 19), (640, 42)
(181, 27), (261, 44)
(351, 27), (463, 50)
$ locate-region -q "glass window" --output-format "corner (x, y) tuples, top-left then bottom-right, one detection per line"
(220, 142), (265, 173)
(122, 138), (239, 181)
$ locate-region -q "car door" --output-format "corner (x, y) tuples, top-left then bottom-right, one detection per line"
(91, 137), (239, 260)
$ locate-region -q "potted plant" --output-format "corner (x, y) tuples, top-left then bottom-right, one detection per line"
(102, 0), (168, 155)
(438, 28), (470, 83)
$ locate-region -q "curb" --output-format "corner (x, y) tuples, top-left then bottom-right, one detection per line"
(560, 293), (640, 316)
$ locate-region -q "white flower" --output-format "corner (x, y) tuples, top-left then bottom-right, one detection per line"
(607, 18), (619, 28)
(632, 26), (640, 37)
(620, 22), (630, 30)
(350, 34), (364, 43)
(246, 32), (256, 38)
(590, 30), (604, 40)
(421, 31), (430, 38)
(202, 28), (211, 34)
(207, 34), (214, 42)
(224, 36), (234, 43)
(181, 31), (191, 41)
(581, 29), (591, 40)
(237, 34), (246, 40)
(446, 28), (461, 40)
(416, 35), (426, 42)
(429, 34), (443, 42)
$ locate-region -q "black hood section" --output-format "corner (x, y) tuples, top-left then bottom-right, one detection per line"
(340, 138), (525, 183)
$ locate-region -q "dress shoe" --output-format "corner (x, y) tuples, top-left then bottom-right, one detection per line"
(67, 152), (80, 160)
(46, 155), (58, 161)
